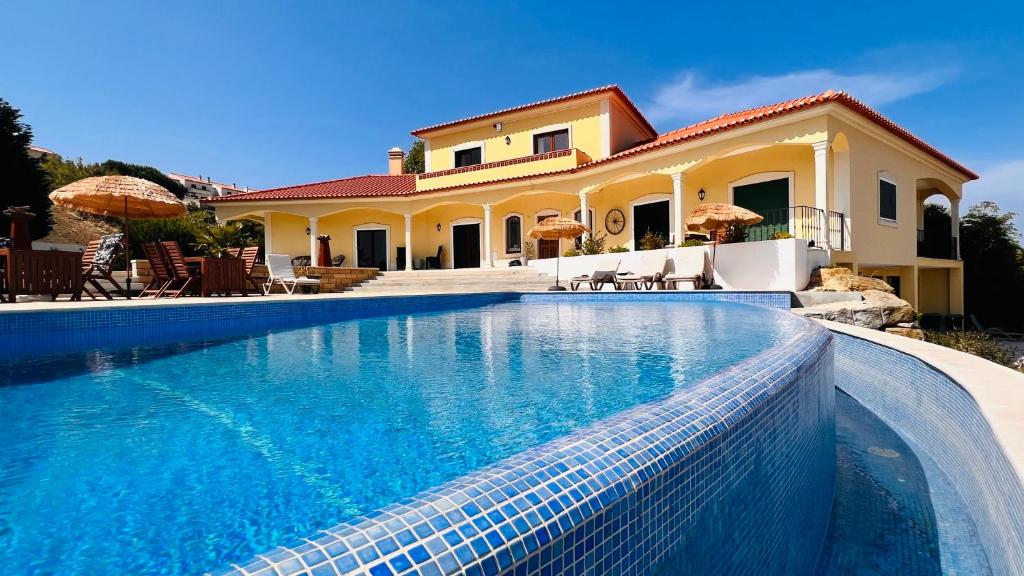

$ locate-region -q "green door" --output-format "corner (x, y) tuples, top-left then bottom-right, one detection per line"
(732, 178), (789, 241)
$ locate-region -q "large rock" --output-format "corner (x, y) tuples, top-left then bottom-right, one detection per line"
(885, 326), (925, 340)
(816, 267), (895, 293)
(796, 289), (916, 330)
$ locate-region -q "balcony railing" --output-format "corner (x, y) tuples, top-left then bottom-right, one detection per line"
(739, 205), (849, 251)
(918, 229), (958, 259)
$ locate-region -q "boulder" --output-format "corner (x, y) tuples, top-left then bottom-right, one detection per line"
(817, 267), (895, 293)
(885, 326), (925, 340)
(796, 289), (916, 330)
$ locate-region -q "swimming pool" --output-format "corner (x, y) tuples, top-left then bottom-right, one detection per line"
(0, 296), (822, 575)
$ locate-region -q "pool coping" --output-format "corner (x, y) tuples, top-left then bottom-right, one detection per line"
(818, 320), (1024, 484)
(209, 305), (831, 576)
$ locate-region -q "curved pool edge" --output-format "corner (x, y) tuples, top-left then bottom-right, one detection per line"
(211, 307), (835, 576)
(823, 320), (1024, 573)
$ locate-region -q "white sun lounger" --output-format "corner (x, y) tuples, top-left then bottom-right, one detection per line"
(570, 256), (621, 291)
(615, 251), (667, 290)
(664, 249), (707, 290)
(264, 254), (321, 295)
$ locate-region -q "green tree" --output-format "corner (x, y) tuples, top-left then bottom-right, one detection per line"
(40, 155), (98, 190)
(97, 159), (187, 198)
(923, 202), (951, 232)
(0, 98), (52, 239)
(403, 141), (425, 174)
(959, 201), (1024, 330)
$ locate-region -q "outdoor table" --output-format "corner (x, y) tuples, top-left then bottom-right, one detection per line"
(184, 256), (248, 297)
(0, 247), (83, 303)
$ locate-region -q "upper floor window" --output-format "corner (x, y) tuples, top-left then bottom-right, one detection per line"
(533, 129), (570, 154)
(879, 173), (897, 222)
(504, 215), (522, 254)
(454, 146), (482, 168)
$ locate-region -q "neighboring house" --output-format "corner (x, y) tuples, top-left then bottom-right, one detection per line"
(205, 85), (975, 314)
(27, 144), (57, 159)
(168, 173), (255, 205)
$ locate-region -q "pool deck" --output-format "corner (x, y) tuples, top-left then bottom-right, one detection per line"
(820, 320), (1024, 485)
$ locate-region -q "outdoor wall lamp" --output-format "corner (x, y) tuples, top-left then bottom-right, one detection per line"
(697, 188), (706, 201)
(305, 226), (311, 236)
(436, 223), (442, 232)
(505, 136), (511, 145)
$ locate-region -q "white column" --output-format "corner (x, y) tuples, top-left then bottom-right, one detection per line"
(951, 199), (961, 259)
(483, 203), (493, 267)
(308, 216), (319, 264)
(671, 172), (685, 245)
(578, 190), (589, 241)
(404, 214), (413, 270)
(263, 211), (273, 254)
(812, 141), (830, 249)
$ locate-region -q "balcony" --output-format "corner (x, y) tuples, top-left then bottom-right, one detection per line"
(918, 229), (958, 259)
(735, 205), (850, 251)
(416, 148), (592, 192)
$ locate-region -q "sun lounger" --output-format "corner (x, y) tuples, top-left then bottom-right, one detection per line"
(615, 251), (667, 290)
(229, 246), (267, 293)
(264, 253), (321, 294)
(570, 256), (620, 291)
(81, 233), (126, 300)
(159, 241), (200, 298)
(139, 242), (174, 298)
(969, 314), (1024, 341)
(664, 249), (706, 290)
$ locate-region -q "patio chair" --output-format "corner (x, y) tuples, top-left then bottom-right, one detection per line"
(615, 251), (667, 290)
(664, 249), (706, 290)
(331, 254), (346, 267)
(291, 255), (311, 267)
(425, 245), (443, 269)
(139, 242), (175, 298)
(570, 256), (620, 291)
(159, 241), (200, 298)
(81, 233), (126, 300)
(230, 246), (267, 293)
(264, 253), (321, 295)
(969, 314), (1024, 341)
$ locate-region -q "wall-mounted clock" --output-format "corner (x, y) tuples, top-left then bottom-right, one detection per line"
(605, 208), (626, 235)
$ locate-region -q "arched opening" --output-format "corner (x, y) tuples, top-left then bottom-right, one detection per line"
(916, 178), (959, 260)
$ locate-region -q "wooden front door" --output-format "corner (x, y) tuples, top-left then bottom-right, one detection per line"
(452, 223), (481, 268)
(536, 215), (559, 259)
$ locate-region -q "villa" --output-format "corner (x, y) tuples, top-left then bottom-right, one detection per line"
(207, 85), (975, 314)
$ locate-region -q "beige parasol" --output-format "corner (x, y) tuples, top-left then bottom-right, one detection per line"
(685, 203), (764, 288)
(50, 176), (187, 297)
(528, 216), (590, 291)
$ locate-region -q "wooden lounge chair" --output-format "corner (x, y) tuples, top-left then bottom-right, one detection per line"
(969, 315), (1024, 341)
(664, 249), (707, 290)
(425, 245), (443, 269)
(615, 251), (667, 290)
(139, 242), (174, 298)
(264, 253), (321, 294)
(570, 256), (620, 291)
(159, 241), (200, 298)
(81, 233), (126, 300)
(229, 246), (267, 293)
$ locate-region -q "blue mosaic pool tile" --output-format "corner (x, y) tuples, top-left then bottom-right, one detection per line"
(207, 308), (833, 576)
(519, 290), (792, 309)
(833, 333), (1024, 574)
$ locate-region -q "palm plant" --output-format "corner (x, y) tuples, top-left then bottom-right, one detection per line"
(193, 223), (250, 257)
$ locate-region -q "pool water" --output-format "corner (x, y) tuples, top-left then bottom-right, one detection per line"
(818, 390), (991, 575)
(0, 300), (789, 575)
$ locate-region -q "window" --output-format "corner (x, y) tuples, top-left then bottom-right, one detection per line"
(533, 129), (570, 154)
(505, 215), (522, 254)
(879, 175), (897, 221)
(454, 146), (482, 168)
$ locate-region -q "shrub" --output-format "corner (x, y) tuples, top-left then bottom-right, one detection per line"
(563, 246), (581, 257)
(522, 241), (536, 259)
(680, 239), (705, 248)
(580, 233), (606, 255)
(923, 331), (1017, 369)
(193, 222), (252, 257)
(722, 224), (747, 244)
(638, 229), (667, 251)
(608, 245), (629, 253)
(770, 231), (794, 240)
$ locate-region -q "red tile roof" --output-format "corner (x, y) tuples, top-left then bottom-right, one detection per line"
(411, 85), (657, 139)
(207, 89), (977, 203)
(205, 174), (417, 202)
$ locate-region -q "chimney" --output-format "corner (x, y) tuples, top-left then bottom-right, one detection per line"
(388, 147), (405, 175)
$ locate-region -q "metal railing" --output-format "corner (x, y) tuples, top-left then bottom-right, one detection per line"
(917, 229), (958, 259)
(740, 205), (849, 250)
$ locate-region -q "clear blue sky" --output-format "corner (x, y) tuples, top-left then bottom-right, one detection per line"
(2, 1), (1021, 215)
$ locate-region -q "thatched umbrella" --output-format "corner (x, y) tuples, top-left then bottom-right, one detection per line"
(528, 216), (589, 291)
(50, 175), (187, 297)
(685, 203), (764, 287)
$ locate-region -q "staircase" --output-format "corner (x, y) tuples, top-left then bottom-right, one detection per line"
(346, 267), (557, 295)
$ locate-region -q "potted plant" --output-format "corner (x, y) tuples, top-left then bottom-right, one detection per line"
(521, 241), (535, 265)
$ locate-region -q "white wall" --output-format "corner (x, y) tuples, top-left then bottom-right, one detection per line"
(530, 238), (822, 291)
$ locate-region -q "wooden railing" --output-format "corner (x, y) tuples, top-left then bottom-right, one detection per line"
(1, 248), (83, 302)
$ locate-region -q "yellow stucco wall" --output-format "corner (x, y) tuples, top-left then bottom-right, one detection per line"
(425, 102), (604, 172)
(918, 268), (951, 314)
(267, 212), (309, 258)
(319, 209), (407, 269)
